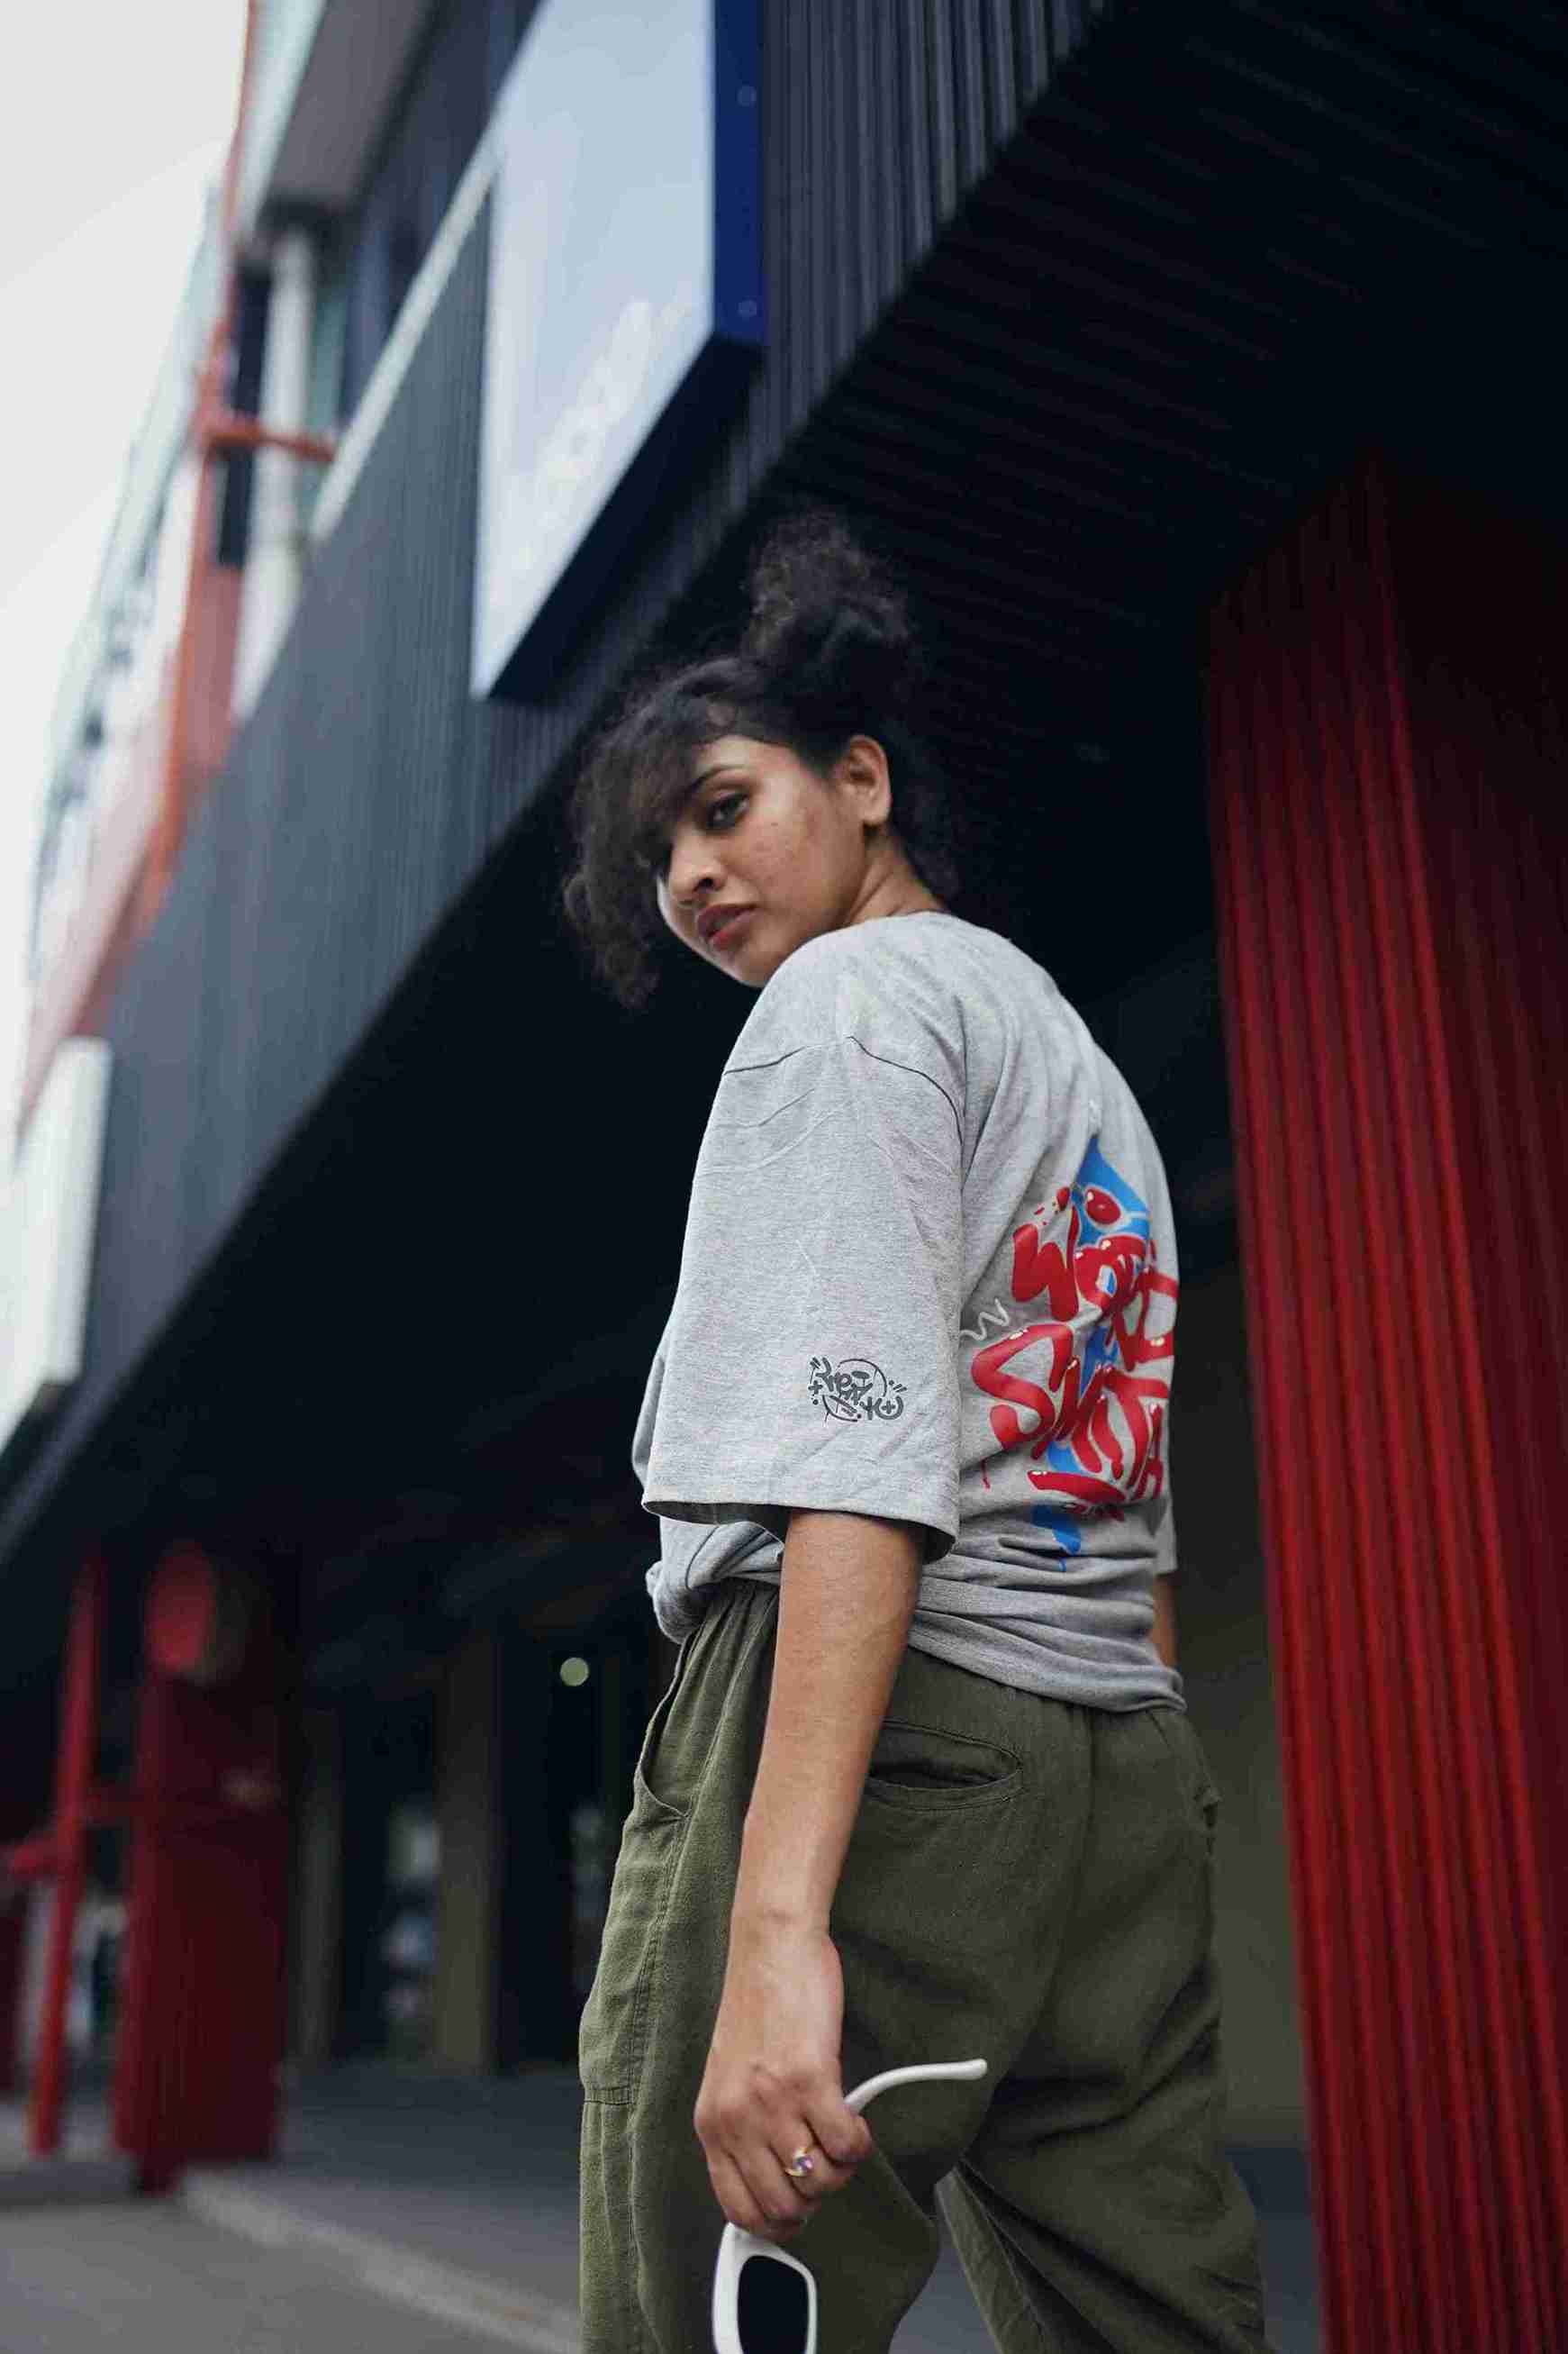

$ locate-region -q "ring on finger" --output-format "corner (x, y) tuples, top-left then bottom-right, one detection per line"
(783, 2143), (817, 2181)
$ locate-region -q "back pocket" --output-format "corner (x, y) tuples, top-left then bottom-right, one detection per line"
(1148, 1707), (1221, 1836)
(865, 1718), (1022, 1809)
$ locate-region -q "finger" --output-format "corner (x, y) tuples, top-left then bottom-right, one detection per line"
(705, 2144), (775, 2237)
(802, 2094), (875, 2174)
(708, 2143), (810, 2242)
(775, 2131), (853, 2204)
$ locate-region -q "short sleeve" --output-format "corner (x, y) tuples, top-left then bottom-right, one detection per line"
(636, 967), (965, 1562)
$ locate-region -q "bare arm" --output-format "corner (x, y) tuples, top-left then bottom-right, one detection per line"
(694, 1506), (922, 2239)
(1152, 1574), (1178, 1671)
(732, 1506), (923, 1929)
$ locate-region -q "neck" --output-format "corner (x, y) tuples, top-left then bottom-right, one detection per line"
(847, 859), (947, 929)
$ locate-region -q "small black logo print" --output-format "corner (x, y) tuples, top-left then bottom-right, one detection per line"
(808, 1356), (907, 1422)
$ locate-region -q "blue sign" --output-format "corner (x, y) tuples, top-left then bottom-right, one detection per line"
(472, 0), (764, 700)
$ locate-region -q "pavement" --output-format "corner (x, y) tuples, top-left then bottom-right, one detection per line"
(0, 2201), (567, 2354)
(0, 2067), (1321, 2350)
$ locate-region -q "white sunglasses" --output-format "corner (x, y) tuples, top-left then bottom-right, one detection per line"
(711, 2057), (988, 2354)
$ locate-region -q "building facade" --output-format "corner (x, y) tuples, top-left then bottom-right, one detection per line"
(1, 5), (1564, 2347)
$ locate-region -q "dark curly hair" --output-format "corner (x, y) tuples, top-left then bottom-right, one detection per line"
(561, 505), (962, 1007)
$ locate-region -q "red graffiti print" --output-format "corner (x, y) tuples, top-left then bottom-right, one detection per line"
(1010, 1204), (1082, 1315)
(1074, 1228), (1147, 1315)
(1029, 1468), (1127, 1511)
(971, 1322), (1075, 1452)
(1111, 1266), (1177, 1369)
(1029, 1404), (1166, 1510)
(1036, 1348), (1083, 1455)
(971, 1155), (1179, 1524)
(1027, 1371), (1168, 1496)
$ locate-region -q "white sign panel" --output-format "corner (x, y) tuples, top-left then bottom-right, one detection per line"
(0, 1039), (113, 1471)
(473, 0), (764, 698)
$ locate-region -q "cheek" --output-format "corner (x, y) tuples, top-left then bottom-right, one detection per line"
(735, 810), (797, 882)
(766, 796), (835, 874)
(736, 791), (838, 904)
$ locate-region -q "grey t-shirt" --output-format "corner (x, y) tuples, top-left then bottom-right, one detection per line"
(633, 912), (1184, 1713)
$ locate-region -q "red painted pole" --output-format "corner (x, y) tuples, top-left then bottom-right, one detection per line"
(30, 1552), (106, 2156)
(113, 1550), (288, 2188)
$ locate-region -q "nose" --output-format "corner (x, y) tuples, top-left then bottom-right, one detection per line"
(666, 828), (723, 915)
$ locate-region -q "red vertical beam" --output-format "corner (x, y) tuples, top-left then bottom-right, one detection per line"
(114, 1560), (287, 2191)
(134, 0), (262, 939)
(1302, 495), (1496, 2344)
(1355, 470), (1559, 2340)
(1251, 522), (1451, 2345)
(29, 1552), (106, 2157)
(1208, 598), (1365, 2348)
(1204, 448), (1568, 2353)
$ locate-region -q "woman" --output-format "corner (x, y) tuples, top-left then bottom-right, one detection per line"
(563, 509), (1272, 2352)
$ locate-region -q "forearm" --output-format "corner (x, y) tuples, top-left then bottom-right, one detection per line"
(731, 1508), (923, 1935)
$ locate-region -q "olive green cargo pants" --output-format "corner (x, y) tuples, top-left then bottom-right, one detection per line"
(578, 1579), (1273, 2352)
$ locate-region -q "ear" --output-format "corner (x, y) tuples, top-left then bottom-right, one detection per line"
(836, 735), (893, 832)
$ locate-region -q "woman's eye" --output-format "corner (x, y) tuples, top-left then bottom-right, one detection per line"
(648, 792), (746, 878)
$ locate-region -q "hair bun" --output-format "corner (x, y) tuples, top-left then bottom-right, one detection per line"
(740, 505), (918, 723)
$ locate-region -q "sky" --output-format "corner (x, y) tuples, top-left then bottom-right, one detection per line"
(0, 3), (249, 1168)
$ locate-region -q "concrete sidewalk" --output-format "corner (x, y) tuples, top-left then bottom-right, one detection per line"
(186, 2068), (583, 2351)
(1, 2201), (576, 2354)
(2, 2068), (1320, 2350)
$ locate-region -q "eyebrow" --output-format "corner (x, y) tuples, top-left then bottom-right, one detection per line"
(661, 764), (741, 835)
(649, 765), (745, 866)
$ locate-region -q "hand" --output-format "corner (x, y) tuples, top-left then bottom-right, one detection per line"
(693, 1917), (875, 2242)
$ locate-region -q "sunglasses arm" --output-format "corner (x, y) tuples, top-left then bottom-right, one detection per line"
(845, 2057), (987, 2115)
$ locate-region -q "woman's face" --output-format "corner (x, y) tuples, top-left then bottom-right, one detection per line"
(654, 732), (935, 987)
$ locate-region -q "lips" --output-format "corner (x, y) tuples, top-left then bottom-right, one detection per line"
(700, 906), (754, 949)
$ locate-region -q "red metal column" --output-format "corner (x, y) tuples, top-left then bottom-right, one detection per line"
(113, 1554), (288, 2192)
(29, 1553), (106, 2156)
(1203, 447), (1568, 2354)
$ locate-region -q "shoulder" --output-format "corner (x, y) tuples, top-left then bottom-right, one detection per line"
(726, 914), (1032, 1106)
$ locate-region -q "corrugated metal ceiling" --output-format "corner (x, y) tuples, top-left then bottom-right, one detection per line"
(766, 0), (1568, 749)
